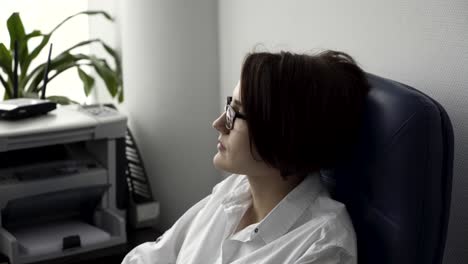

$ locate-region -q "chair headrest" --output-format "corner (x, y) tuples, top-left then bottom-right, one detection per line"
(323, 73), (453, 264)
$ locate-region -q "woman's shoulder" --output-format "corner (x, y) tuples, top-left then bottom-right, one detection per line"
(300, 194), (357, 256)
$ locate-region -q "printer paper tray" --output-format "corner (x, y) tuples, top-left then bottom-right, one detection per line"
(11, 220), (111, 256)
(0, 209), (126, 264)
(0, 168), (107, 209)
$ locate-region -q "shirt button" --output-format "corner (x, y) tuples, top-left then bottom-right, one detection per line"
(155, 236), (163, 243)
(254, 228), (259, 233)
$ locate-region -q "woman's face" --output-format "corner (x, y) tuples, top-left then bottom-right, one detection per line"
(212, 83), (268, 175)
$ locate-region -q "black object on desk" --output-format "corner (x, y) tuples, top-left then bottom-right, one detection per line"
(0, 98), (57, 120)
(0, 253), (9, 264)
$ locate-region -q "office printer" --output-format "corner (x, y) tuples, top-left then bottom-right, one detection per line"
(0, 105), (127, 264)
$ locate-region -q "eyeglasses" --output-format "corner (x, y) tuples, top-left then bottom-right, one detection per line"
(225, 96), (246, 130)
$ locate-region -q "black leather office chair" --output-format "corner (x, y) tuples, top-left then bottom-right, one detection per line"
(322, 73), (454, 264)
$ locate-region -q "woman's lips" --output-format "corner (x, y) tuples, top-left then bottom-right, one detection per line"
(217, 141), (226, 151)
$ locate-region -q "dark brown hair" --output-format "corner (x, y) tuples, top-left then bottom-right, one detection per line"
(240, 50), (371, 177)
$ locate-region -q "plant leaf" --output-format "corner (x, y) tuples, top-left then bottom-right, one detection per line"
(82, 10), (113, 21)
(89, 56), (118, 97)
(26, 52), (76, 93)
(29, 39), (100, 80)
(26, 30), (42, 40)
(18, 30), (45, 81)
(101, 42), (122, 83)
(63, 39), (123, 89)
(77, 67), (95, 96)
(50, 10), (113, 35)
(0, 43), (14, 97)
(0, 43), (12, 75)
(24, 34), (51, 76)
(7, 13), (26, 50)
(0, 73), (11, 98)
(118, 87), (124, 103)
(7, 13), (29, 71)
(46, 95), (78, 105)
(23, 10), (114, 88)
(25, 52), (120, 101)
(70, 54), (120, 99)
(22, 91), (39, 98)
(97, 43), (123, 102)
(27, 52), (101, 93)
(16, 11), (119, 102)
(64, 39), (100, 54)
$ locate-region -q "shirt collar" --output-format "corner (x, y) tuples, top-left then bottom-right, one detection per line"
(222, 172), (324, 244)
(257, 172), (323, 244)
(221, 176), (251, 210)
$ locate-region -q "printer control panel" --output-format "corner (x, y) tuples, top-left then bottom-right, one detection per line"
(77, 105), (127, 140)
(80, 105), (117, 117)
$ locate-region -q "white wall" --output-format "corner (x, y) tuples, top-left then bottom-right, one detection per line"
(218, 1), (468, 264)
(115, 0), (220, 230)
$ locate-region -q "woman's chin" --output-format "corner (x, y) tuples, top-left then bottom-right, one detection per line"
(213, 152), (228, 171)
(213, 152), (222, 167)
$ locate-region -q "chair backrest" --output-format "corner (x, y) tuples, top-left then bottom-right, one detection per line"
(324, 73), (454, 264)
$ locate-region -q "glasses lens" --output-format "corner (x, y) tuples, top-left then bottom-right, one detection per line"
(225, 105), (234, 129)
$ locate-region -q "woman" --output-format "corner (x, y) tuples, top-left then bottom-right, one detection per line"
(122, 50), (371, 264)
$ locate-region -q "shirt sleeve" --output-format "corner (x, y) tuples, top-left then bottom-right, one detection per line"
(121, 194), (212, 264)
(294, 246), (356, 264)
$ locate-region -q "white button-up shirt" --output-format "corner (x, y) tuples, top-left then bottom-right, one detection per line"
(122, 173), (356, 264)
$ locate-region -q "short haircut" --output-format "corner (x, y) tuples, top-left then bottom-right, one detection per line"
(240, 50), (371, 177)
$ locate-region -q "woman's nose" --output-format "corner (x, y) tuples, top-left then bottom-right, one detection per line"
(212, 112), (229, 133)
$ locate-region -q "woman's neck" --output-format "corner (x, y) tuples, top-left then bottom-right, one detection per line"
(245, 172), (304, 223)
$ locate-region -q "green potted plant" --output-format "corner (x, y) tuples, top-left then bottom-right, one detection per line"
(0, 10), (123, 104)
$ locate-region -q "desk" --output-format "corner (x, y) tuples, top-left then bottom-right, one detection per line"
(32, 227), (161, 264)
